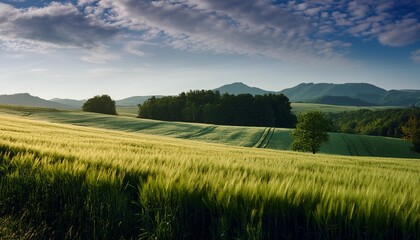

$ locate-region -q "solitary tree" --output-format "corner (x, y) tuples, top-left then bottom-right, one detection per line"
(82, 95), (117, 115)
(402, 115), (420, 152)
(291, 111), (330, 154)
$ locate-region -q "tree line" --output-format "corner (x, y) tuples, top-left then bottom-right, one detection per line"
(138, 90), (296, 127)
(328, 107), (420, 138)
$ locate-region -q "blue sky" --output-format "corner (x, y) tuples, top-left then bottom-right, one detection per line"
(0, 0), (419, 99)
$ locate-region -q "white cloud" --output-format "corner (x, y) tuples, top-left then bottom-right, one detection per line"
(411, 49), (420, 64)
(94, 0), (348, 62)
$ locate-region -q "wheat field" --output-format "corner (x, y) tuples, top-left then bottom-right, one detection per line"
(0, 113), (419, 239)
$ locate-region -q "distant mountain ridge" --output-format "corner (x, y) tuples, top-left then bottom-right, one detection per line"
(280, 83), (387, 102)
(50, 98), (86, 108)
(116, 96), (164, 106)
(0, 93), (71, 109)
(214, 82), (274, 95)
(1, 82), (419, 109)
(279, 83), (419, 106)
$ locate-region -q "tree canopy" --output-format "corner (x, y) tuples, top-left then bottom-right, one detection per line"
(138, 90), (296, 128)
(291, 111), (330, 154)
(328, 108), (420, 138)
(82, 95), (117, 115)
(402, 115), (420, 152)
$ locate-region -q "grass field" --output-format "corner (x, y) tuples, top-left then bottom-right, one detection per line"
(117, 103), (401, 116)
(1, 105), (416, 159)
(290, 102), (402, 114)
(0, 113), (419, 239)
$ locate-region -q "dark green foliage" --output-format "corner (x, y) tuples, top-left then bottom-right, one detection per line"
(82, 95), (117, 115)
(291, 111), (330, 154)
(402, 115), (420, 152)
(138, 90), (296, 127)
(329, 107), (420, 138)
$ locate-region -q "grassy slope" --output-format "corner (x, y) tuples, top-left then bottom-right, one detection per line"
(290, 102), (402, 114)
(118, 103), (401, 116)
(0, 113), (419, 239)
(1, 105), (416, 159)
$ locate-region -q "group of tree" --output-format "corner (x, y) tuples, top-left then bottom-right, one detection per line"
(138, 90), (296, 128)
(82, 95), (117, 115)
(327, 108), (420, 138)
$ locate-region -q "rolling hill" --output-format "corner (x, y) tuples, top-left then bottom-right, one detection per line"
(1, 105), (417, 159)
(115, 95), (163, 106)
(1, 112), (418, 239)
(50, 98), (86, 108)
(0, 93), (71, 109)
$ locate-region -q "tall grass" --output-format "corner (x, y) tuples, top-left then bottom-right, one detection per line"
(0, 114), (419, 239)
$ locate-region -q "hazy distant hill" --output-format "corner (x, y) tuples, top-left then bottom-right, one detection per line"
(0, 93), (71, 109)
(50, 98), (85, 108)
(214, 82), (273, 95)
(309, 96), (375, 106)
(213, 82), (419, 106)
(116, 96), (163, 106)
(378, 90), (420, 106)
(280, 83), (420, 106)
(280, 83), (387, 102)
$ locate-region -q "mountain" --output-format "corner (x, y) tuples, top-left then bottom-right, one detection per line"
(116, 95), (163, 106)
(378, 90), (420, 106)
(279, 82), (420, 106)
(280, 83), (387, 102)
(50, 98), (86, 108)
(214, 82), (273, 95)
(0, 93), (71, 109)
(308, 95), (376, 106)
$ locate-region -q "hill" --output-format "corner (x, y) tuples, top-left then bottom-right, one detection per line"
(0, 110), (419, 239)
(116, 95), (163, 106)
(0, 93), (71, 109)
(214, 82), (273, 95)
(2, 105), (417, 159)
(50, 98), (86, 108)
(308, 95), (376, 106)
(280, 82), (420, 106)
(280, 83), (387, 102)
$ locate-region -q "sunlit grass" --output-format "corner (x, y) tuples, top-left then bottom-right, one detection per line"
(0, 114), (419, 239)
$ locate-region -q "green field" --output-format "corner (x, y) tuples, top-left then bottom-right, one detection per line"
(0, 111), (419, 239)
(1, 105), (417, 159)
(290, 102), (402, 114)
(117, 103), (402, 116)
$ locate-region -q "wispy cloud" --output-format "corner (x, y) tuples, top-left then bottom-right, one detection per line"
(27, 68), (49, 73)
(80, 46), (120, 64)
(0, 0), (419, 63)
(411, 49), (420, 65)
(88, 68), (123, 77)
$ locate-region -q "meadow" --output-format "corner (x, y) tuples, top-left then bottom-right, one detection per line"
(1, 105), (417, 159)
(0, 111), (419, 239)
(117, 103), (400, 116)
